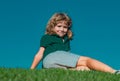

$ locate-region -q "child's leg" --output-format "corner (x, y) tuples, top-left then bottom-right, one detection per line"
(76, 66), (90, 71)
(69, 66), (90, 71)
(76, 56), (116, 73)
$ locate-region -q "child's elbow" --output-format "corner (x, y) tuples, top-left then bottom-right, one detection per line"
(35, 53), (43, 59)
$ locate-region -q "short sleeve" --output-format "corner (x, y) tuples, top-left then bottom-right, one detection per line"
(40, 35), (52, 48)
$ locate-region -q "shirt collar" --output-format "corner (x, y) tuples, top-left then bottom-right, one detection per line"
(50, 34), (68, 40)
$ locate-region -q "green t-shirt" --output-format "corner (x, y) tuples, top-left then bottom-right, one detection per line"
(40, 34), (71, 59)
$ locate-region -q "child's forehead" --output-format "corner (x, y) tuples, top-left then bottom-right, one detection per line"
(56, 21), (68, 25)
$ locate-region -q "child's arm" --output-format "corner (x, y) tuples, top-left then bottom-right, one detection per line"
(30, 47), (45, 69)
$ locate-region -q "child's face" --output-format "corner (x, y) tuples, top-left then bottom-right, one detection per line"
(53, 21), (69, 37)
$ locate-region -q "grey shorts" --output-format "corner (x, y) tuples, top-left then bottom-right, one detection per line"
(43, 51), (80, 69)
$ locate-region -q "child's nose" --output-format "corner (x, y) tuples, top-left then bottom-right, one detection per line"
(60, 27), (64, 31)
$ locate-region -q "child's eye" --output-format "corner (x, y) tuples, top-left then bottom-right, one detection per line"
(64, 27), (67, 28)
(64, 26), (68, 29)
(57, 25), (61, 27)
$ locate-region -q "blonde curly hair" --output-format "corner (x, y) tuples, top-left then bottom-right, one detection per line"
(45, 13), (73, 39)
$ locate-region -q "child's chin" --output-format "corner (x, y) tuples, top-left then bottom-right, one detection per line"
(59, 35), (64, 37)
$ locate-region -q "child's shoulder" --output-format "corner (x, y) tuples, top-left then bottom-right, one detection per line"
(41, 34), (53, 40)
(41, 34), (52, 38)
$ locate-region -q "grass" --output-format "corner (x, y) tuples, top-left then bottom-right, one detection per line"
(0, 68), (120, 81)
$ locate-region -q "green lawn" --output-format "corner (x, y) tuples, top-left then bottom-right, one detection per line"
(0, 68), (120, 81)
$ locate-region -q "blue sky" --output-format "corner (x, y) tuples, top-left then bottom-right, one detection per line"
(0, 0), (120, 69)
